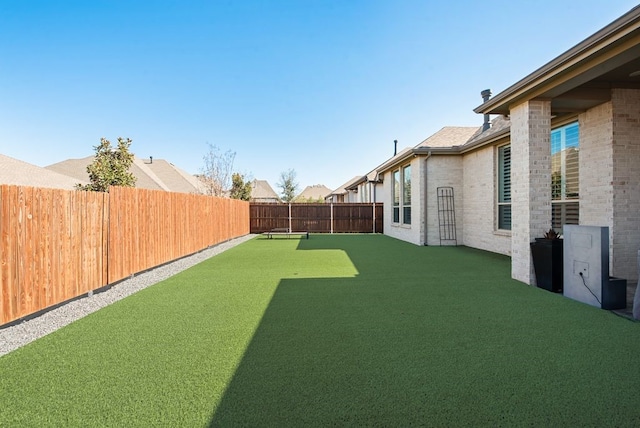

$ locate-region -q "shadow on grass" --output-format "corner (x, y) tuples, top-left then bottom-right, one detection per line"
(209, 235), (640, 426)
(210, 235), (536, 426)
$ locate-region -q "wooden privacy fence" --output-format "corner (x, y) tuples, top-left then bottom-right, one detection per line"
(0, 185), (249, 326)
(250, 203), (383, 234)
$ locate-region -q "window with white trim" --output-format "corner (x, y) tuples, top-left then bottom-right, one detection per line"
(497, 144), (511, 230)
(392, 165), (412, 225)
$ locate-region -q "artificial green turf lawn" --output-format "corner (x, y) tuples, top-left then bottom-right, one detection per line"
(1, 234), (640, 427)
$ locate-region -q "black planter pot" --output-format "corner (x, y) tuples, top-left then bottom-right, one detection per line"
(530, 238), (563, 293)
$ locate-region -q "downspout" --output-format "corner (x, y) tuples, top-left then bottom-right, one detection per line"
(424, 151), (431, 245)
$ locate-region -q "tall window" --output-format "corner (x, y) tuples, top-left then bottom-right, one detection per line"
(551, 122), (579, 231)
(392, 166), (411, 225)
(403, 165), (411, 224)
(393, 170), (400, 223)
(498, 144), (511, 230)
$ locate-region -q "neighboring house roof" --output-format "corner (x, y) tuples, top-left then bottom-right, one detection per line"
(329, 176), (363, 196)
(139, 158), (206, 194)
(475, 5), (640, 117)
(46, 156), (203, 193)
(0, 153), (88, 190)
(295, 184), (332, 201)
(251, 179), (280, 202)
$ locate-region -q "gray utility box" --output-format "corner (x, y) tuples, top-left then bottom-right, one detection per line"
(563, 225), (626, 310)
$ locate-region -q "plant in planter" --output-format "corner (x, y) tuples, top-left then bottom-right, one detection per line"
(530, 228), (563, 293)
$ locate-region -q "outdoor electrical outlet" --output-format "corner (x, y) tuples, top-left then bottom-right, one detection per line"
(573, 260), (589, 278)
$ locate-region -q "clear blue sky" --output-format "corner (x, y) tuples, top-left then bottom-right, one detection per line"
(1, 0), (638, 191)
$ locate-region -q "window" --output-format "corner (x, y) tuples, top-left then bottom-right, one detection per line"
(393, 170), (400, 223)
(551, 122), (579, 231)
(497, 144), (511, 230)
(403, 165), (411, 224)
(392, 166), (411, 225)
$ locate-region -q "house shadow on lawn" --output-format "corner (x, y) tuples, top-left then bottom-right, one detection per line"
(207, 235), (530, 426)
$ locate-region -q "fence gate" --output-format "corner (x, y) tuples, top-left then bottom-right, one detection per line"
(437, 187), (457, 246)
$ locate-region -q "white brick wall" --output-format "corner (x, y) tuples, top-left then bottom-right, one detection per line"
(611, 89), (640, 282)
(579, 90), (640, 283)
(424, 155), (463, 246)
(383, 156), (424, 245)
(510, 100), (552, 285)
(382, 148), (511, 254)
(579, 101), (614, 228)
(462, 147), (511, 255)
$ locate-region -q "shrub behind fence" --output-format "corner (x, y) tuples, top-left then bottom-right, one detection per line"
(0, 185), (249, 326)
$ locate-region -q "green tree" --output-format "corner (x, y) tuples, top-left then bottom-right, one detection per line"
(230, 172), (253, 201)
(76, 137), (136, 192)
(278, 168), (298, 202)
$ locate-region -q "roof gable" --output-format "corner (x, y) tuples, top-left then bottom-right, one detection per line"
(0, 154), (88, 190)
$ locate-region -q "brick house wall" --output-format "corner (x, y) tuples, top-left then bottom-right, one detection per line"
(424, 155), (463, 246)
(611, 88), (640, 282)
(462, 147), (511, 255)
(383, 156), (424, 245)
(510, 100), (552, 285)
(578, 89), (640, 283)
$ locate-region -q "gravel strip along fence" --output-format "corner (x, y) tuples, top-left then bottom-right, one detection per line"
(0, 234), (257, 357)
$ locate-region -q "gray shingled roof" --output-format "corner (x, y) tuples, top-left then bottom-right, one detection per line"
(0, 153), (88, 190)
(329, 176), (363, 195)
(251, 179), (280, 202)
(46, 156), (204, 194)
(415, 126), (481, 149)
(463, 116), (511, 147)
(141, 158), (206, 194)
(295, 184), (332, 201)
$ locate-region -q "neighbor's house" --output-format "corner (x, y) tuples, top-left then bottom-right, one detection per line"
(326, 176), (362, 203)
(250, 179), (281, 203)
(0, 153), (88, 190)
(375, 6), (640, 286)
(294, 184), (332, 202)
(345, 169), (386, 204)
(46, 156), (205, 194)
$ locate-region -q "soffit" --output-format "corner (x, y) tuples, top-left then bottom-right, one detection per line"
(475, 8), (640, 116)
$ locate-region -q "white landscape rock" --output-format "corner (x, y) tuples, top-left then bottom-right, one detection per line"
(0, 234), (256, 357)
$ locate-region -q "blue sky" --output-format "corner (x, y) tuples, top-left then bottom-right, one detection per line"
(1, 0), (638, 191)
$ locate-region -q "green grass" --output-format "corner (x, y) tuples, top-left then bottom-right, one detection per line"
(1, 234), (639, 426)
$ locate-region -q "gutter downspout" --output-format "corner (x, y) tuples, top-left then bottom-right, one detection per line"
(424, 151), (431, 246)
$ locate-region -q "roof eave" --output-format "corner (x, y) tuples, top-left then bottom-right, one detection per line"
(474, 5), (640, 115)
(375, 150), (417, 174)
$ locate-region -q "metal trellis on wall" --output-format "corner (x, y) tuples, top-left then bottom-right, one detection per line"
(437, 187), (457, 246)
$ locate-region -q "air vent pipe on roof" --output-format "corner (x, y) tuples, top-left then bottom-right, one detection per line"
(394, 139), (397, 156)
(481, 89), (491, 132)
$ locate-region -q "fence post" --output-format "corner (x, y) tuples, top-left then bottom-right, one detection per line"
(288, 203), (292, 232)
(330, 203), (334, 234)
(372, 202), (376, 234)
